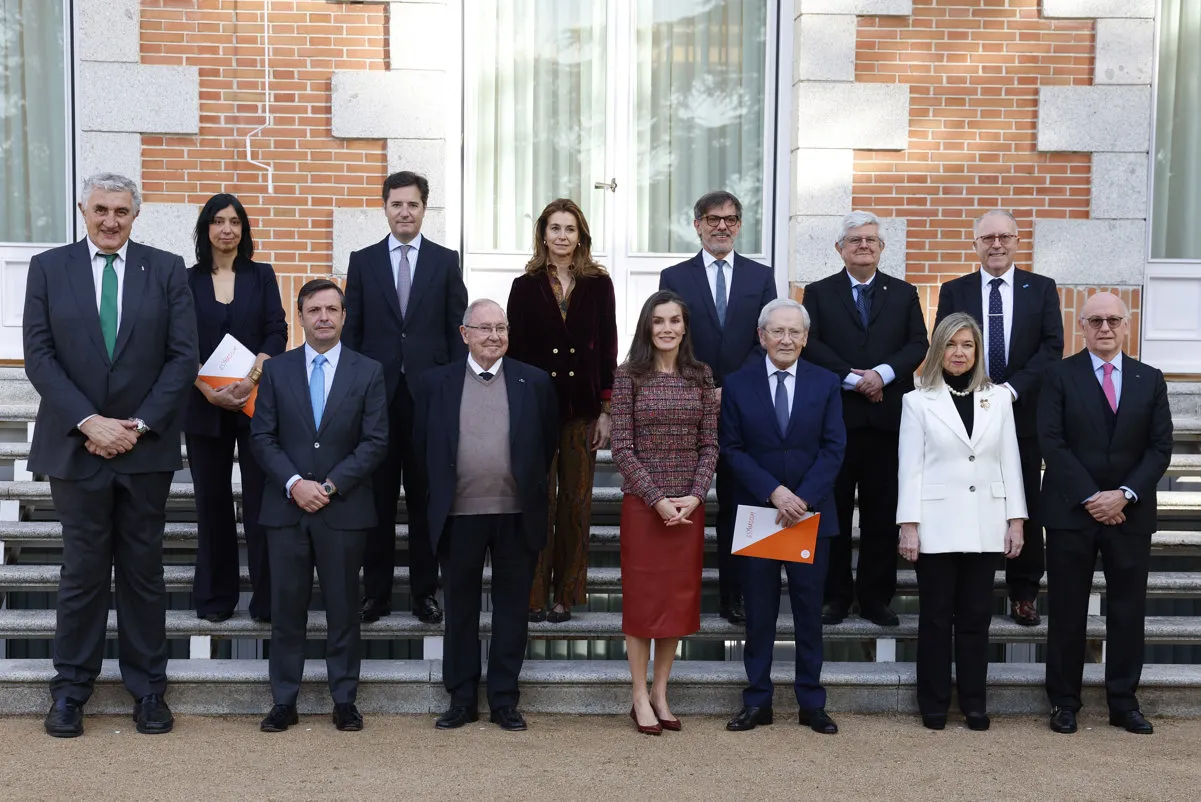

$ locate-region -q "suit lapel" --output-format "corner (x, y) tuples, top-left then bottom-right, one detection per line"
(835, 272), (864, 331)
(970, 388), (997, 447)
(112, 241), (148, 362)
(928, 388), (972, 448)
(966, 271), (984, 324)
(288, 349), (317, 434)
(1069, 350), (1109, 440)
(867, 272), (892, 326)
(67, 240), (110, 364)
(317, 350), (355, 437)
(368, 239), (404, 325)
(1113, 352), (1140, 429)
(784, 363), (811, 439)
(229, 260), (257, 328)
(752, 366), (781, 437)
(504, 363), (527, 455)
(405, 241), (438, 321)
(688, 253), (721, 330)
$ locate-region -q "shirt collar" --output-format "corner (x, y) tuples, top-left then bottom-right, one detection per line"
(982, 265), (1016, 287)
(702, 249), (736, 269)
(1089, 350), (1122, 373)
(467, 353), (502, 377)
(765, 354), (797, 380)
(388, 232), (423, 254)
(86, 238), (129, 264)
(304, 341), (342, 369)
(845, 269), (876, 289)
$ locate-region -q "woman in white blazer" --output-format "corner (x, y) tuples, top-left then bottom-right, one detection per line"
(897, 312), (1027, 732)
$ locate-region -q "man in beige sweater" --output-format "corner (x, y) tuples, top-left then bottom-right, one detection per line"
(414, 299), (558, 731)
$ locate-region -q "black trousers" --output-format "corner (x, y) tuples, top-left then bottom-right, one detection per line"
(1006, 435), (1045, 602)
(186, 415), (270, 620)
(1045, 525), (1150, 714)
(826, 428), (900, 611)
(439, 513), (537, 710)
(50, 468), (173, 703)
(362, 373), (438, 604)
(267, 517), (366, 706)
(714, 457), (743, 603)
(914, 551), (999, 716)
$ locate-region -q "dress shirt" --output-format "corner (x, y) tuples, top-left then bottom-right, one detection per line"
(1082, 349), (1136, 504)
(467, 353), (503, 379)
(76, 239), (130, 430)
(765, 354), (796, 413)
(388, 231), (423, 287)
(839, 270), (897, 390)
(702, 248), (735, 310)
(286, 341), (343, 496)
(980, 265), (1018, 399)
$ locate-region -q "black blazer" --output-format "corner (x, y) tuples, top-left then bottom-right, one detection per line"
(659, 252), (776, 386)
(23, 239), (198, 479)
(184, 259), (287, 437)
(250, 345), (389, 529)
(414, 358), (559, 553)
(343, 235), (468, 402)
(935, 269), (1063, 438)
(1038, 349), (1173, 536)
(801, 269), (928, 432)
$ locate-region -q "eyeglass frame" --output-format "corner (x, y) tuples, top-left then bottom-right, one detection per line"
(699, 214), (741, 228)
(1082, 315), (1126, 331)
(974, 233), (1019, 246)
(462, 324), (510, 336)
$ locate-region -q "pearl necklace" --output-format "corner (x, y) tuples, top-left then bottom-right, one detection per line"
(947, 385), (971, 398)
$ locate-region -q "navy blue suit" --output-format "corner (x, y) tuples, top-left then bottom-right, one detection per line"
(719, 358), (845, 709)
(660, 251), (777, 606)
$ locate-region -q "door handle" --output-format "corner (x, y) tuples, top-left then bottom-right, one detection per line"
(593, 178), (617, 193)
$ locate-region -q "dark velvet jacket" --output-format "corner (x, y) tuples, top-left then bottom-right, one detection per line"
(506, 270), (618, 422)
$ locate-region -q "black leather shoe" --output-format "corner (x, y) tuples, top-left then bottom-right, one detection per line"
(1011, 600), (1041, 627)
(435, 706), (479, 730)
(332, 703), (363, 731)
(860, 604), (900, 627)
(260, 704), (298, 733)
(133, 694), (174, 734)
(360, 598), (391, 624)
(1109, 709), (1153, 734)
(44, 698), (83, 738)
(720, 597), (746, 625)
(198, 610), (233, 623)
(921, 713), (946, 730)
(413, 595), (444, 625)
(822, 603), (849, 626)
(528, 608), (547, 623)
(965, 712), (991, 731)
(490, 706), (528, 731)
(726, 705), (773, 731)
(1050, 706), (1078, 734)
(799, 707), (838, 734)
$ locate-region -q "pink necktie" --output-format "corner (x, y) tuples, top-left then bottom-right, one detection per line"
(1102, 362), (1117, 412)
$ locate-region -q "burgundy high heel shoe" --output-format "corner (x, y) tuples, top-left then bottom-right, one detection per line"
(629, 706), (662, 736)
(652, 706), (682, 732)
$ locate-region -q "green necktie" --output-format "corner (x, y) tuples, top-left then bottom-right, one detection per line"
(100, 253), (118, 358)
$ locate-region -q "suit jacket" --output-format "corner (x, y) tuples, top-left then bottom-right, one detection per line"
(659, 252), (776, 386)
(23, 238), (198, 479)
(414, 358), (559, 553)
(1038, 350), (1173, 535)
(896, 384), (1027, 553)
(935, 269), (1063, 438)
(250, 344), (389, 529)
(718, 358), (846, 538)
(184, 259), (288, 437)
(801, 269), (928, 432)
(506, 271), (618, 421)
(343, 235), (469, 402)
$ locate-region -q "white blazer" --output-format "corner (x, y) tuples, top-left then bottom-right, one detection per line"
(896, 383), (1027, 554)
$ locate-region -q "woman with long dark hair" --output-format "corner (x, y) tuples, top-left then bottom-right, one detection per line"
(611, 290), (719, 735)
(185, 193), (287, 623)
(507, 198), (618, 623)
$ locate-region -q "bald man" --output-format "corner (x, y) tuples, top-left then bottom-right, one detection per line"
(1038, 292), (1172, 735)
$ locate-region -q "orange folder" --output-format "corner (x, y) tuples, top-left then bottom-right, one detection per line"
(731, 505), (820, 564)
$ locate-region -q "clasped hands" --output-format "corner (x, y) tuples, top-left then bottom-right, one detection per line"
(205, 378), (255, 412)
(81, 416), (142, 459)
(653, 495), (702, 527)
(1085, 489), (1128, 525)
(851, 369), (883, 403)
(769, 485), (808, 527)
(293, 479), (337, 515)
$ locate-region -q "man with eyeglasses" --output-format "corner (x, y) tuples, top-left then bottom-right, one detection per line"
(801, 210), (928, 628)
(1038, 292), (1172, 735)
(659, 190), (777, 624)
(935, 209), (1064, 627)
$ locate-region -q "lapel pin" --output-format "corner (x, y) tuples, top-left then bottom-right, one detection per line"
(979, 397), (990, 410)
(518, 378), (525, 383)
(1022, 283), (1028, 288)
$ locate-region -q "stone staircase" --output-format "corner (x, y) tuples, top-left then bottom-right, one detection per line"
(2, 368), (1201, 717)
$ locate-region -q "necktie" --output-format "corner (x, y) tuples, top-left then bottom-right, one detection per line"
(310, 354), (327, 428)
(987, 277), (1007, 383)
(714, 259), (727, 327)
(397, 243), (412, 319)
(479, 371), (493, 381)
(100, 253), (118, 358)
(774, 370), (790, 435)
(1102, 362), (1118, 413)
(854, 283), (871, 329)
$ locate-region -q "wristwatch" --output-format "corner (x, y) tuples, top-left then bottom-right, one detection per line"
(321, 481), (336, 496)
(1123, 488), (1135, 502)
(133, 418), (150, 435)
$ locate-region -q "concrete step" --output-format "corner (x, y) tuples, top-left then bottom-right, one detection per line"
(2, 657), (1201, 716)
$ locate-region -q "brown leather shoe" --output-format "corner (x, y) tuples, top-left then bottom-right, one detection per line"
(1011, 599), (1040, 626)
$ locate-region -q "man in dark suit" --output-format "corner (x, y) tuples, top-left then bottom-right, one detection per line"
(414, 299), (558, 732)
(802, 210), (928, 627)
(720, 299), (846, 735)
(24, 173), (198, 738)
(251, 279), (389, 733)
(1039, 292), (1172, 736)
(344, 170), (469, 625)
(659, 190), (777, 623)
(935, 209), (1064, 626)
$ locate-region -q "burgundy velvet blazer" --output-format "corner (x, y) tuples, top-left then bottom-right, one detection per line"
(506, 270), (618, 422)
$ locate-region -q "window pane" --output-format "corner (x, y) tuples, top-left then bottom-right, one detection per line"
(632, 0), (766, 254)
(466, 0), (608, 252)
(1151, 0), (1201, 259)
(0, 0), (68, 243)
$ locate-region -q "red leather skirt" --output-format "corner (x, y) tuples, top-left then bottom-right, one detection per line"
(619, 494), (704, 639)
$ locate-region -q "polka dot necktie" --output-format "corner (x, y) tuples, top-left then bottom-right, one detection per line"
(987, 277), (1007, 383)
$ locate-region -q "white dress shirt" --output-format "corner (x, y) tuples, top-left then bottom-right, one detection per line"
(702, 248), (735, 309)
(86, 238), (128, 327)
(388, 232), (423, 287)
(980, 265), (1017, 399)
(286, 341), (343, 496)
(840, 270), (897, 390)
(765, 354), (796, 413)
(468, 354), (503, 379)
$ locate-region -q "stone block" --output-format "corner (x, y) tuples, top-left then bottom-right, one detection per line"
(390, 2), (451, 71)
(78, 133), (142, 191)
(796, 82), (909, 150)
(1037, 86), (1151, 153)
(792, 148), (854, 216)
(1095, 18), (1154, 85)
(134, 203), (200, 263)
(77, 63), (200, 135)
(1032, 219), (1145, 285)
(794, 14), (856, 83)
(386, 139), (447, 200)
(1091, 152), (1149, 220)
(76, 0), (139, 63)
(798, 0), (912, 14)
(332, 70), (446, 140)
(1041, 0), (1154, 18)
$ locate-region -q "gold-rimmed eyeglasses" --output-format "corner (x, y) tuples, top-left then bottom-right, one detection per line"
(975, 233), (1018, 246)
(463, 324), (509, 336)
